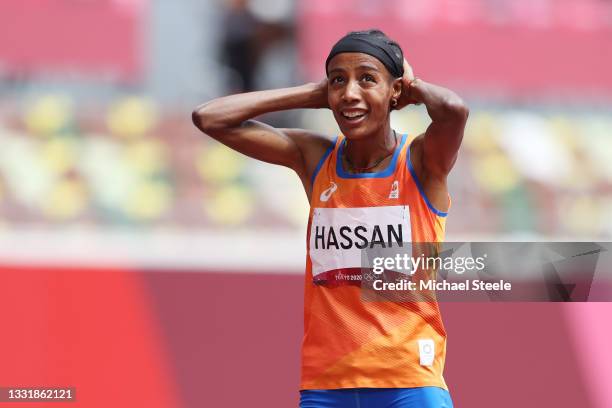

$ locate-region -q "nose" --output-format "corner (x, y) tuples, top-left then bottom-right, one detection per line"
(341, 80), (360, 104)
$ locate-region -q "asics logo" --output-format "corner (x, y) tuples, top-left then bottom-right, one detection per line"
(320, 182), (338, 202)
(389, 180), (399, 199)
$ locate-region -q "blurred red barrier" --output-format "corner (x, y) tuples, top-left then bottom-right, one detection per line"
(0, 265), (181, 408)
(0, 266), (596, 407)
(0, 0), (145, 81)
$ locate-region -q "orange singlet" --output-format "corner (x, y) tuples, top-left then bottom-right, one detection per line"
(301, 133), (451, 390)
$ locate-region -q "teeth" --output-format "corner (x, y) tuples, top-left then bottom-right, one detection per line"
(343, 111), (365, 118)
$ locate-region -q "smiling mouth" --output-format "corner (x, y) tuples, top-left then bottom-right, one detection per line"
(340, 110), (368, 123)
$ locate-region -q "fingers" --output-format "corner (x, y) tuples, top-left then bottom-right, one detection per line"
(402, 58), (415, 81)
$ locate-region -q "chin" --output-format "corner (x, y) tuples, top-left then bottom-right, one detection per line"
(339, 125), (374, 140)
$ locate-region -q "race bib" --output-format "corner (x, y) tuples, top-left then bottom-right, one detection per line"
(309, 206), (411, 278)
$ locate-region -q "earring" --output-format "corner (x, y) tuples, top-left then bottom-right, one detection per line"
(391, 99), (398, 108)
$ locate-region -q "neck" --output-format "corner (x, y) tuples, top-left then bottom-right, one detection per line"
(344, 126), (397, 171)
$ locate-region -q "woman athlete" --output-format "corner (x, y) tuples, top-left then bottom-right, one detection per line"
(193, 29), (468, 408)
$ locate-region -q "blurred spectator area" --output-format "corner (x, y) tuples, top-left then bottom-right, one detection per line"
(0, 0), (611, 241)
(0, 0), (146, 82)
(298, 0), (612, 100)
(0, 95), (308, 231)
(0, 95), (611, 239)
(3, 0), (610, 102)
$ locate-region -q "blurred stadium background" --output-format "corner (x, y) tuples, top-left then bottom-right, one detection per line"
(0, 0), (611, 407)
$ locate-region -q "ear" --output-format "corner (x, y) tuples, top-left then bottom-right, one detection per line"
(392, 78), (402, 100)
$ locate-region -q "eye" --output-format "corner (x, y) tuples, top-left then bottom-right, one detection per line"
(330, 76), (344, 84)
(362, 74), (376, 83)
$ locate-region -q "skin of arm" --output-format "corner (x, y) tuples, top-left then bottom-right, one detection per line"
(395, 60), (469, 213)
(192, 81), (333, 200)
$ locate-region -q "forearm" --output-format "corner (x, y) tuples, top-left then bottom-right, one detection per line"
(192, 83), (324, 132)
(408, 79), (468, 123)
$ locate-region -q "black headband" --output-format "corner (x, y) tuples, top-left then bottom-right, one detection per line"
(325, 35), (404, 78)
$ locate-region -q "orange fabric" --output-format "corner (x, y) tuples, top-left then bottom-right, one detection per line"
(301, 134), (450, 390)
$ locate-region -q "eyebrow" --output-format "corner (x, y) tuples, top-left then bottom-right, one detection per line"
(328, 63), (381, 74)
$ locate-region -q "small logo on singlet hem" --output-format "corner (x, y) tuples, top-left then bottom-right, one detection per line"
(389, 181), (399, 199)
(320, 182), (338, 202)
(418, 339), (435, 367)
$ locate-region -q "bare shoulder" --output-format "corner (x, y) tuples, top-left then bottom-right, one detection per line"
(410, 132), (448, 182)
(408, 132), (450, 213)
(408, 133), (426, 175)
(278, 128), (336, 175)
(278, 128), (336, 200)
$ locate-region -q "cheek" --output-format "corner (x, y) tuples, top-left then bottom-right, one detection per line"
(327, 91), (341, 109)
(366, 94), (390, 116)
